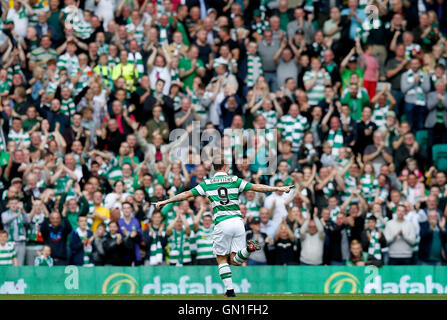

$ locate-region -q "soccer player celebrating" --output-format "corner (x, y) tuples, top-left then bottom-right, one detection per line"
(155, 154), (293, 297)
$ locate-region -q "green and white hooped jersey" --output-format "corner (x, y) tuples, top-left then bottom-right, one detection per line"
(195, 226), (215, 260)
(191, 172), (252, 224)
(0, 242), (16, 265)
(257, 109), (278, 129)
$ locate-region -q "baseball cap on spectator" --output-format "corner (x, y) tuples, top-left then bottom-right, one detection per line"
(251, 217), (261, 224)
(5, 19), (14, 25)
(295, 29), (305, 35)
(253, 9), (262, 17)
(348, 55), (357, 62)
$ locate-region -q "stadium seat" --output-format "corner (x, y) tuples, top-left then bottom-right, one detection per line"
(432, 144), (447, 171)
(415, 130), (428, 154)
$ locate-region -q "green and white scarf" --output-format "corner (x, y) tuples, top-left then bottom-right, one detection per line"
(76, 228), (93, 266)
(9, 211), (26, 242)
(61, 98), (76, 118)
(168, 228), (191, 266)
(357, 16), (382, 43)
(26, 212), (45, 244)
(367, 229), (382, 260)
(246, 53), (263, 88)
(170, 68), (180, 82)
(327, 129), (343, 157)
(330, 206), (341, 223)
(128, 51), (144, 77)
(107, 55), (120, 70)
(148, 227), (165, 265)
(323, 181), (335, 199)
(159, 25), (169, 45)
(34, 254), (54, 266)
(252, 20), (270, 35)
(406, 69), (426, 106)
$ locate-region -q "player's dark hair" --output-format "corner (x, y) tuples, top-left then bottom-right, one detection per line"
(212, 153), (227, 171)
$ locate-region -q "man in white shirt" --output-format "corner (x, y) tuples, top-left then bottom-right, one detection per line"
(264, 180), (293, 225)
(7, 0), (33, 39)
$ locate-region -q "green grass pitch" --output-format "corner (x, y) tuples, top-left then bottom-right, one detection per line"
(2, 294), (447, 300)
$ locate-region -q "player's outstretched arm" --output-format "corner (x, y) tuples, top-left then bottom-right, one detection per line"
(155, 190), (194, 210)
(250, 184), (294, 194)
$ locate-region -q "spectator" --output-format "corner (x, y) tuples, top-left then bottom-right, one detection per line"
(275, 45), (299, 89)
(143, 210), (167, 266)
(401, 58), (431, 131)
(246, 217), (270, 265)
(264, 180), (292, 225)
(346, 239), (383, 267)
(102, 221), (132, 266)
(300, 209), (325, 265)
(384, 204), (417, 265)
(0, 230), (18, 266)
(34, 245), (54, 267)
(118, 201), (143, 266)
(394, 132), (427, 174)
(385, 43), (408, 116)
(40, 212), (73, 265)
(69, 215), (95, 266)
(418, 210), (447, 266)
(92, 223), (107, 266)
(274, 219), (296, 265)
(425, 79), (447, 158)
(327, 212), (350, 265)
(192, 205), (215, 265)
(361, 215), (387, 264)
(1, 198), (29, 266)
(258, 29), (280, 92)
(166, 212), (192, 266)
(25, 198), (48, 266)
(363, 130), (394, 175)
(303, 57), (331, 107)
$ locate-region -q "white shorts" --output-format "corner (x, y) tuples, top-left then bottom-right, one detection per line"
(212, 217), (246, 256)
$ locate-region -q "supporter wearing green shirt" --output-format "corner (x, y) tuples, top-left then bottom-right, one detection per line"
(277, 1), (292, 31)
(47, 0), (64, 42)
(59, 192), (90, 230)
(340, 83), (370, 122)
(22, 106), (40, 132)
(0, 150), (10, 167)
(340, 49), (365, 90)
(341, 67), (365, 91)
(179, 45), (205, 90)
(175, 4), (191, 46)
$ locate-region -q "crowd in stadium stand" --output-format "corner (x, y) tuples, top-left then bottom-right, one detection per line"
(0, 0), (447, 268)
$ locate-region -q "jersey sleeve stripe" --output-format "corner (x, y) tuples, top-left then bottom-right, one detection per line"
(239, 180), (247, 192)
(195, 184), (206, 196)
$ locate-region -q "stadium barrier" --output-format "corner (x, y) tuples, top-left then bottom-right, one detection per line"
(1, 266), (447, 294)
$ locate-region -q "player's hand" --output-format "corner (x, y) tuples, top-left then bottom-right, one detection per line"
(155, 201), (165, 210)
(278, 185), (294, 193)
